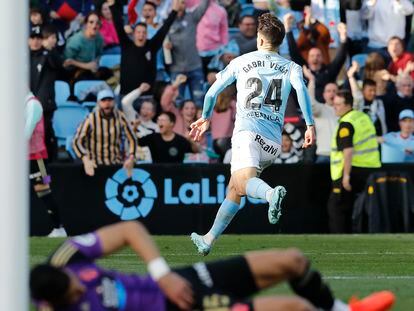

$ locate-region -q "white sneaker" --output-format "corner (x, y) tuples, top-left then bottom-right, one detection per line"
(47, 227), (67, 238)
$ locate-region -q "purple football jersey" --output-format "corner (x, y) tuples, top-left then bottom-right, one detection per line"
(38, 233), (166, 311)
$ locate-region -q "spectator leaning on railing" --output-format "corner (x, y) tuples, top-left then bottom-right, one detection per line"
(73, 89), (137, 177)
(109, 0), (179, 96)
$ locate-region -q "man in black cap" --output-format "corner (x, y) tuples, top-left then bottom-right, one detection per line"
(29, 26), (63, 161)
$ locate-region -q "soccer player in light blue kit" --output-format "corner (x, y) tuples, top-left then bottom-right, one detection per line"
(189, 13), (316, 255)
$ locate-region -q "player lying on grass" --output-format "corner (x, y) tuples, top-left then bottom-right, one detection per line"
(30, 221), (394, 311)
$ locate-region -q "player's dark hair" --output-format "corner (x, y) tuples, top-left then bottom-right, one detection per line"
(257, 13), (285, 48)
(336, 89), (353, 106)
(160, 111), (176, 124)
(42, 24), (58, 39)
(362, 79), (376, 88)
(143, 1), (157, 10)
(30, 264), (70, 307)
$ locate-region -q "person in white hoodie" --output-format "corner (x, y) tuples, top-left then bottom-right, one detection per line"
(362, 0), (414, 53)
(303, 66), (338, 163)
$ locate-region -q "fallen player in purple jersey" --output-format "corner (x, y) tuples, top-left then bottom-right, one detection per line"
(30, 221), (395, 311)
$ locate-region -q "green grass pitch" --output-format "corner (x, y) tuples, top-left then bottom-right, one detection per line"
(31, 234), (414, 310)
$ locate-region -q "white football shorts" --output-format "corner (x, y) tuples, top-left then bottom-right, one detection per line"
(231, 131), (281, 175)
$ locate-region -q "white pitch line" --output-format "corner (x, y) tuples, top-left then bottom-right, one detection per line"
(325, 276), (414, 280)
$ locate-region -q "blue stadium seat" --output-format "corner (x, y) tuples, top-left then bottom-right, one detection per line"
(228, 27), (240, 37)
(74, 80), (108, 101)
(352, 53), (368, 68)
(99, 54), (121, 68)
(82, 101), (96, 111)
(54, 80), (70, 106)
(53, 105), (88, 147)
(241, 4), (254, 16)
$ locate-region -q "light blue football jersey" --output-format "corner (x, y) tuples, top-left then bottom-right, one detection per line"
(202, 50), (314, 145)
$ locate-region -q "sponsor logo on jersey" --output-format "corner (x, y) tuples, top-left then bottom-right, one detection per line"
(255, 134), (278, 155)
(246, 111), (281, 123)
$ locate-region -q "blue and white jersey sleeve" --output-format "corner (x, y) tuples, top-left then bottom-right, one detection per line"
(289, 64), (314, 126)
(202, 60), (238, 119)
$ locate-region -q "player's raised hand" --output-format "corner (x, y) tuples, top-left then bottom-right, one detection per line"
(302, 125), (316, 149)
(158, 272), (194, 310)
(189, 118), (210, 142)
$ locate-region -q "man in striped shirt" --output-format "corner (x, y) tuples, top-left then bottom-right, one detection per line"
(73, 89), (138, 176)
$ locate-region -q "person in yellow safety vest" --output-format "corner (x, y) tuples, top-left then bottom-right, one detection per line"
(328, 90), (381, 233)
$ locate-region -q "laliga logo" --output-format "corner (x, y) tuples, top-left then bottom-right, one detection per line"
(105, 168), (157, 220)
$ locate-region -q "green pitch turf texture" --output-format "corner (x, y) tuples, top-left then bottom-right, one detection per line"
(31, 234), (414, 310)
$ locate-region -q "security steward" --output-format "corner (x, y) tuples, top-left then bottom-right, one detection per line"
(328, 90), (381, 233)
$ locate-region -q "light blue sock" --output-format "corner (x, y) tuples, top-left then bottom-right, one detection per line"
(246, 177), (272, 201)
(206, 199), (239, 243)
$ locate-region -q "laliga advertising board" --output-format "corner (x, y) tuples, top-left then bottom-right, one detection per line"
(31, 164), (329, 235)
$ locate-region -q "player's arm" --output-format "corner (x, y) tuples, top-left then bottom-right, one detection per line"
(289, 63), (316, 148)
(190, 62), (236, 141)
(97, 222), (194, 310)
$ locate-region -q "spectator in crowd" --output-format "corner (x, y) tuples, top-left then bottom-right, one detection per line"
(30, 7), (44, 29)
(361, 0), (414, 56)
(73, 89), (137, 177)
(29, 26), (63, 161)
(341, 0), (367, 57)
(328, 90), (381, 233)
(231, 15), (257, 55)
(139, 111), (195, 162)
(109, 0), (179, 96)
(167, 0), (210, 107)
(286, 18), (348, 103)
(387, 36), (414, 79)
(196, 0), (229, 76)
(210, 84), (236, 160)
(219, 0), (241, 27)
(348, 61), (387, 136)
(161, 75), (202, 141)
(121, 82), (160, 138)
(26, 93), (67, 238)
(303, 66), (338, 163)
(273, 1), (302, 57)
(99, 1), (120, 55)
(141, 1), (170, 82)
(63, 11), (104, 83)
(291, 6), (331, 65)
(380, 109), (414, 163)
(363, 52), (392, 96)
(207, 39), (239, 71)
(383, 73), (414, 132)
(274, 132), (301, 164)
(310, 0), (341, 47)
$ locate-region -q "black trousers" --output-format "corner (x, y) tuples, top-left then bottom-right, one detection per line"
(327, 167), (377, 233)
